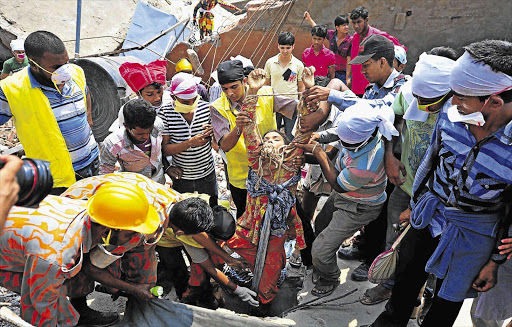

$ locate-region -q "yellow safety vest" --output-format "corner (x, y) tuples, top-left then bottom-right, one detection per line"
(211, 86), (275, 189)
(0, 65), (87, 188)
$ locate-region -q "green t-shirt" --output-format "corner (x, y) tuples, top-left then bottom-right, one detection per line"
(392, 91), (438, 197)
(2, 57), (28, 75)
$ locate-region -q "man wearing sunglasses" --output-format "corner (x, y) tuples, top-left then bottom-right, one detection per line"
(370, 40), (512, 327)
(0, 31), (99, 193)
(361, 47), (459, 307)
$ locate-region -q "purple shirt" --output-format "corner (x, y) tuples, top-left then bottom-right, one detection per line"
(302, 45), (336, 77)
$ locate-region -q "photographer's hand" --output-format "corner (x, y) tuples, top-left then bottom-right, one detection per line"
(0, 155), (23, 231)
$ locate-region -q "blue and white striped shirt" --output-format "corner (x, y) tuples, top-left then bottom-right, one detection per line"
(413, 106), (512, 213)
(0, 67), (99, 170)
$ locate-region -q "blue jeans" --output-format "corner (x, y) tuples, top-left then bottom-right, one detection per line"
(172, 169), (218, 197)
(335, 70), (347, 84)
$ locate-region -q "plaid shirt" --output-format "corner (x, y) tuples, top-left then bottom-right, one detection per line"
(99, 118), (165, 184)
(326, 30), (352, 72)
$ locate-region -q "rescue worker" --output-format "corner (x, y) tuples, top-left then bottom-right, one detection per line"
(0, 172), (177, 327)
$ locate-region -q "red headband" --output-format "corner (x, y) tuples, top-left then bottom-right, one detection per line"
(119, 60), (167, 93)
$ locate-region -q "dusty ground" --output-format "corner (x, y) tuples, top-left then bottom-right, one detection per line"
(0, 152), (505, 327)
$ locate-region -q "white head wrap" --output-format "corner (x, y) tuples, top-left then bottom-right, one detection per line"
(404, 53), (455, 122)
(230, 55), (254, 69)
(337, 102), (398, 144)
(169, 72), (198, 100)
(450, 51), (512, 96)
(10, 39), (24, 51)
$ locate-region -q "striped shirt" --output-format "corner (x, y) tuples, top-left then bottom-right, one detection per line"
(0, 67), (99, 170)
(327, 69), (406, 111)
(335, 135), (387, 205)
(413, 107), (512, 213)
(160, 99), (214, 180)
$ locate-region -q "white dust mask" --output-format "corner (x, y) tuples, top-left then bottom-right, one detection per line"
(447, 105), (485, 126)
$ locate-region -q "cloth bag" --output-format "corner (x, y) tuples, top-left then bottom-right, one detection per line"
(368, 224), (411, 284)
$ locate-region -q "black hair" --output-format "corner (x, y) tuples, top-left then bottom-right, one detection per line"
(25, 31), (66, 60)
(464, 40), (512, 76)
(464, 40), (512, 103)
(426, 46), (459, 61)
(371, 49), (395, 68)
(243, 66), (254, 77)
(263, 129), (290, 145)
(123, 99), (156, 130)
(350, 6), (369, 21)
(334, 14), (349, 27)
(311, 25), (327, 38)
(140, 82), (163, 93)
(314, 75), (330, 87)
(209, 205), (236, 241)
(278, 31), (295, 46)
(169, 197), (214, 235)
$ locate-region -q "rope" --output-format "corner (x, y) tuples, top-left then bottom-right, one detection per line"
(249, 1), (289, 61)
(246, 92), (302, 97)
(280, 288), (358, 316)
(217, 0), (281, 65)
(235, 0), (282, 60)
(293, 0), (315, 36)
(254, 0), (296, 68)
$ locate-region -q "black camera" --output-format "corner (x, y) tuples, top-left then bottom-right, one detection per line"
(0, 158), (53, 207)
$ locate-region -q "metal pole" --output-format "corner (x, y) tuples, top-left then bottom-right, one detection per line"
(75, 0), (82, 58)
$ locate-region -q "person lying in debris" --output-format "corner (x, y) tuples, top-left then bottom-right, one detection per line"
(222, 67), (316, 314)
(162, 197), (259, 309)
(192, 0), (242, 40)
(0, 172), (178, 327)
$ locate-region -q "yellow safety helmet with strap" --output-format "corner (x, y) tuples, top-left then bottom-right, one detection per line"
(87, 182), (160, 234)
(175, 58), (193, 73)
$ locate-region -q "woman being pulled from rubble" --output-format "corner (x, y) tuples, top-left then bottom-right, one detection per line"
(223, 66), (316, 314)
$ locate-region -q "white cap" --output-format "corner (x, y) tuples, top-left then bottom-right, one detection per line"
(10, 39), (24, 51)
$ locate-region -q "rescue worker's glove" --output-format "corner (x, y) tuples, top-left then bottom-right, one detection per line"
(234, 286), (259, 307)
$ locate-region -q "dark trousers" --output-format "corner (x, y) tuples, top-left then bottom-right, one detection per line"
(361, 183), (394, 266)
(295, 199), (315, 267)
(229, 184), (247, 219)
(172, 170), (218, 198)
(373, 226), (463, 327)
(156, 246), (189, 299)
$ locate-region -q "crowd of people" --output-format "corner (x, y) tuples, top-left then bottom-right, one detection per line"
(0, 4), (511, 327)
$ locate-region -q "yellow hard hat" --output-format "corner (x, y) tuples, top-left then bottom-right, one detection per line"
(87, 182), (160, 235)
(175, 58), (193, 72)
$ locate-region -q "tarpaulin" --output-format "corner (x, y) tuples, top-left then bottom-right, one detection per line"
(114, 297), (295, 327)
(121, 1), (190, 63)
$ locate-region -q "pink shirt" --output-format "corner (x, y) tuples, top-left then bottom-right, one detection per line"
(350, 26), (405, 95)
(302, 45), (336, 77)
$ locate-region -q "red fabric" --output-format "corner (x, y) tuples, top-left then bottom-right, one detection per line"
(350, 26), (406, 95)
(226, 232), (286, 304)
(119, 60), (167, 93)
(302, 45), (336, 77)
(187, 251), (224, 287)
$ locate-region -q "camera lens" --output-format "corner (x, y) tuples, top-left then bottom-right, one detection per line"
(15, 158), (54, 207)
